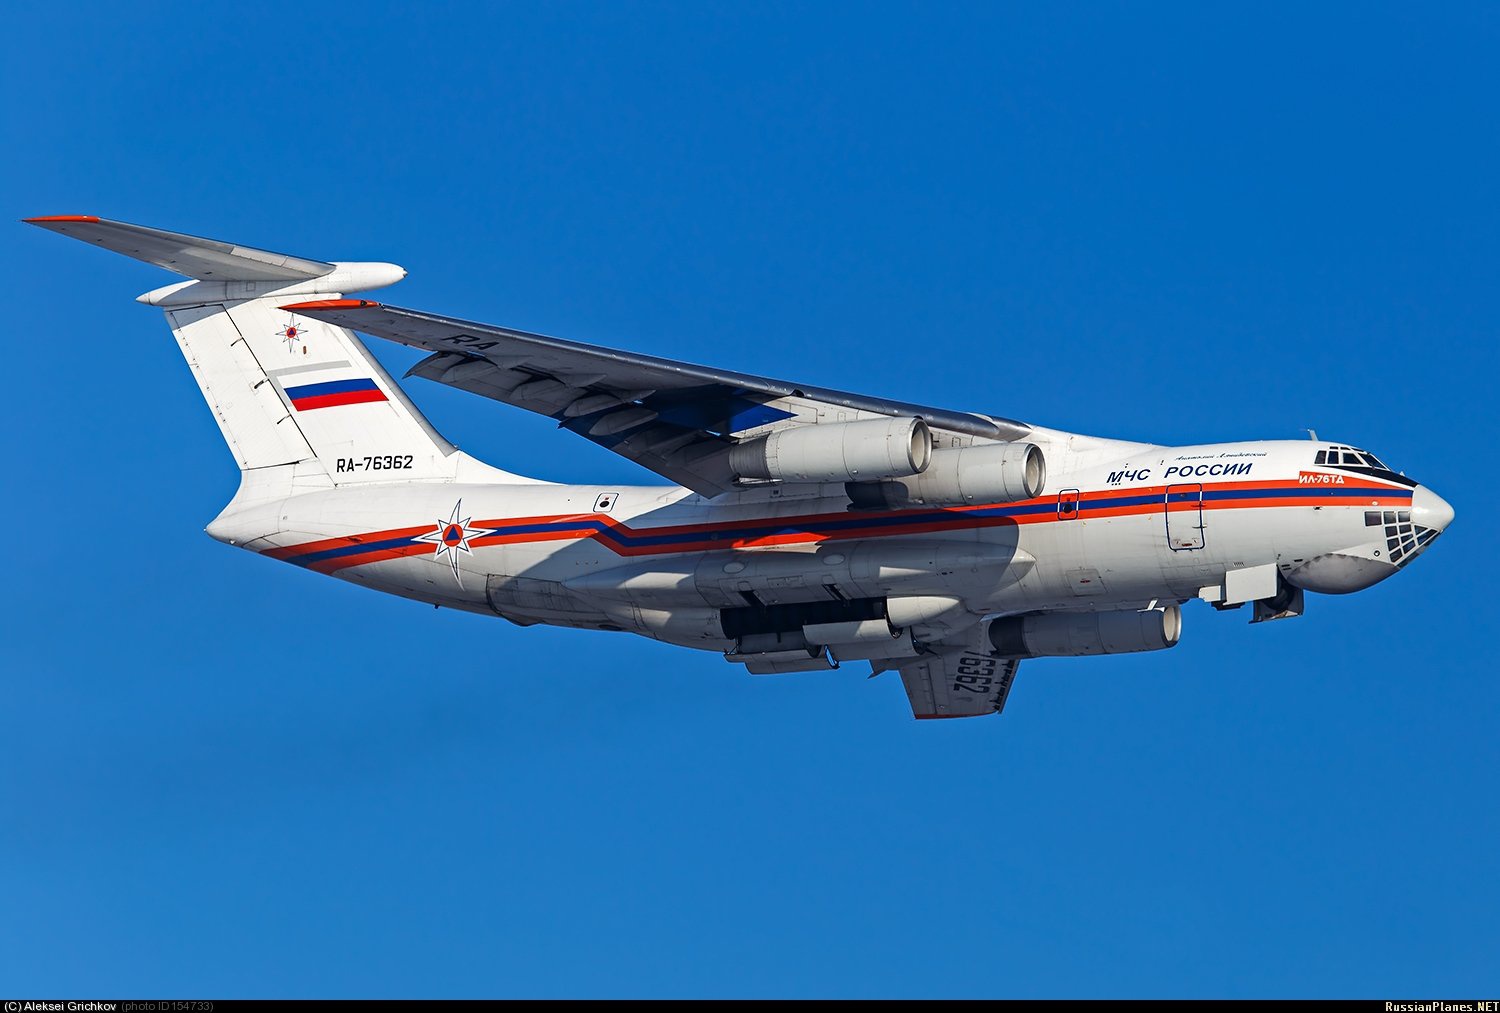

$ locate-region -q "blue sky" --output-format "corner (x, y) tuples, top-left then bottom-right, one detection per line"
(2, 2), (1496, 998)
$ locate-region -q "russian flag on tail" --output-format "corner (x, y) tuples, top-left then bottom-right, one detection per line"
(284, 378), (388, 411)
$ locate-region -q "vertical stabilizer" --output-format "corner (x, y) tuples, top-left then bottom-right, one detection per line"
(160, 294), (458, 485)
(26, 215), (466, 488)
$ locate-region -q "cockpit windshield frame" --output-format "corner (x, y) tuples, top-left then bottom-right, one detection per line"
(1315, 445), (1388, 470)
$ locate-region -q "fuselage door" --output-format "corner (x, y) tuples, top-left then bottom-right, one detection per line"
(1058, 488), (1081, 521)
(1165, 483), (1205, 550)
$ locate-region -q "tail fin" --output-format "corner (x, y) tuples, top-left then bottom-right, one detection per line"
(158, 294), (457, 483)
(27, 216), (462, 489)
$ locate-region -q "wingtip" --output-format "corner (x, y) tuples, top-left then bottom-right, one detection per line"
(23, 214), (101, 225)
(280, 298), (382, 312)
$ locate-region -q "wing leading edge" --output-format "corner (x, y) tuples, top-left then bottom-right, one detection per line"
(284, 299), (1029, 495)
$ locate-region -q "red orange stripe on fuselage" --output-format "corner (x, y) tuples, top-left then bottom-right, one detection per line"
(261, 477), (1414, 574)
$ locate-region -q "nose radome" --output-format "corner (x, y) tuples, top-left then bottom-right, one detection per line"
(1411, 485), (1455, 532)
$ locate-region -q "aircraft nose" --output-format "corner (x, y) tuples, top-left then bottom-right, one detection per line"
(1411, 485), (1455, 533)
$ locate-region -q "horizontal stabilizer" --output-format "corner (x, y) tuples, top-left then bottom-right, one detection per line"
(23, 215), (336, 282)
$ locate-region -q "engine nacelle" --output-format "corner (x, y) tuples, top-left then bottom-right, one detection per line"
(846, 441), (1045, 508)
(986, 606), (1181, 658)
(729, 417), (931, 483)
(598, 604), (733, 650)
(725, 644), (839, 674)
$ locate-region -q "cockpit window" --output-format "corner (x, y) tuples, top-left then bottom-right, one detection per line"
(1316, 445), (1389, 470)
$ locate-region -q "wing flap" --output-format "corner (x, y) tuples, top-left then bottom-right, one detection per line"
(406, 348), (735, 494)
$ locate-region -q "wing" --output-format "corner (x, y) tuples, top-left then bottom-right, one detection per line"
(894, 649), (1020, 720)
(282, 299), (1029, 495)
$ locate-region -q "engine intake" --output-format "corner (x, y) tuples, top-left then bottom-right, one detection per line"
(846, 441), (1045, 509)
(987, 606), (1181, 658)
(730, 417), (931, 483)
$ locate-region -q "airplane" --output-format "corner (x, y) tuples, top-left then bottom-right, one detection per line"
(25, 215), (1455, 719)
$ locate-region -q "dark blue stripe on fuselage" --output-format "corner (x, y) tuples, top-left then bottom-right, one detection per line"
(290, 534), (428, 565)
(279, 483), (1413, 565)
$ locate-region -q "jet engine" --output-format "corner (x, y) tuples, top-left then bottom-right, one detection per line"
(729, 416), (931, 483)
(986, 606), (1181, 658)
(846, 441), (1046, 509)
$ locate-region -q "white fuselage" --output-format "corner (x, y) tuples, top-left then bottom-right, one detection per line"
(205, 426), (1449, 654)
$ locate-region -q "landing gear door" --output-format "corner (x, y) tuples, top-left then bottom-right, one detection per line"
(1165, 483), (1205, 550)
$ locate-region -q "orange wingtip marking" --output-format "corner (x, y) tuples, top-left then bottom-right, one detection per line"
(280, 298), (380, 311)
(24, 214), (101, 223)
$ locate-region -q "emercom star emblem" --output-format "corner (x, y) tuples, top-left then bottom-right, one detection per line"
(413, 500), (496, 585)
(277, 319), (305, 352)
